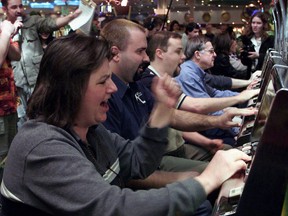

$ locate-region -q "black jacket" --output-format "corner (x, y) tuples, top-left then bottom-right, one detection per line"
(239, 35), (274, 71)
(210, 53), (249, 80)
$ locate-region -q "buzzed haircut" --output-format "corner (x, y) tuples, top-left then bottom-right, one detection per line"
(1, 0), (8, 7)
(100, 18), (146, 51)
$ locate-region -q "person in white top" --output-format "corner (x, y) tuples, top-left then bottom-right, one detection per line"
(238, 12), (274, 71)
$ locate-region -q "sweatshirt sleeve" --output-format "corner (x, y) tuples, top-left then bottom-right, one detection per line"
(97, 124), (169, 180)
(4, 124), (207, 216)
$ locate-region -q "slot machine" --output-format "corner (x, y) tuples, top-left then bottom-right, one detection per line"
(212, 1), (288, 214)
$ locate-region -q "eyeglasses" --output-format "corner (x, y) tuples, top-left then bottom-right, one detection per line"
(200, 49), (215, 54)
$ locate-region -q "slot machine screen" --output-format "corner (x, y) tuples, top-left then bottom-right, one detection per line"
(257, 58), (284, 102)
(251, 65), (288, 142)
(250, 79), (275, 142)
(236, 87), (288, 216)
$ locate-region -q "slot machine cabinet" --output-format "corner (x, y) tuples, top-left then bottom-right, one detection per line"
(213, 88), (288, 216)
(236, 64), (288, 146)
(212, 65), (288, 216)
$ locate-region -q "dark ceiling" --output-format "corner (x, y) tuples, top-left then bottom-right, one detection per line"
(197, 0), (271, 5)
(16, 0), (273, 21)
(128, 0), (272, 17)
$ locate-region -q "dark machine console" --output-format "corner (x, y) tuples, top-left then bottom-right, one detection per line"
(212, 58), (288, 216)
(212, 1), (288, 214)
(213, 87), (288, 216)
(236, 60), (288, 146)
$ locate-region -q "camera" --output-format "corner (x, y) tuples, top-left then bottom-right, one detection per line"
(241, 44), (255, 58)
(240, 44), (255, 66)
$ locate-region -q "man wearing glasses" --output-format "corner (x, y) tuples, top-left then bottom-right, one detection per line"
(176, 35), (259, 146)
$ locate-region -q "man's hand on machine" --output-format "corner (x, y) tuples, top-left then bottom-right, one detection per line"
(236, 89), (260, 103)
(217, 107), (258, 129)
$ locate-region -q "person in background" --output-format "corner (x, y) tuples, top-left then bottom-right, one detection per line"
(143, 15), (164, 39)
(182, 22), (200, 50)
(169, 20), (181, 33)
(39, 30), (55, 51)
(204, 23), (214, 42)
(183, 12), (194, 25)
(1, 33), (251, 216)
(0, 19), (22, 165)
(229, 37), (249, 75)
(239, 11), (274, 71)
(1, 0), (81, 128)
(29, 10), (41, 16)
(226, 25), (236, 39)
(99, 15), (115, 30)
(90, 12), (100, 37)
(219, 23), (229, 34)
(210, 33), (249, 80)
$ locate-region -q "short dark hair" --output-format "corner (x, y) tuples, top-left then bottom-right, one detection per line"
(27, 34), (111, 127)
(185, 35), (209, 60)
(169, 20), (180, 32)
(213, 33), (232, 55)
(143, 16), (164, 31)
(147, 31), (182, 61)
(185, 22), (200, 35)
(1, 0), (8, 7)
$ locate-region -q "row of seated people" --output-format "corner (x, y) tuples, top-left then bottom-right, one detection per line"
(101, 19), (261, 214)
(1, 19), (261, 215)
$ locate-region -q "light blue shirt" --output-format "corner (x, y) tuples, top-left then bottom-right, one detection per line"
(175, 60), (239, 145)
(176, 60), (238, 100)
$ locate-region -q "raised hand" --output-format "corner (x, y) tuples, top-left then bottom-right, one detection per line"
(248, 51), (259, 59)
(13, 18), (23, 35)
(151, 74), (182, 108)
(149, 74), (182, 128)
(1, 20), (16, 37)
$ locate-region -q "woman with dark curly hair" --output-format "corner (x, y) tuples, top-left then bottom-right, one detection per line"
(169, 20), (181, 32)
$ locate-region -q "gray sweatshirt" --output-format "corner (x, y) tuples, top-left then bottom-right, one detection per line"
(2, 120), (206, 215)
